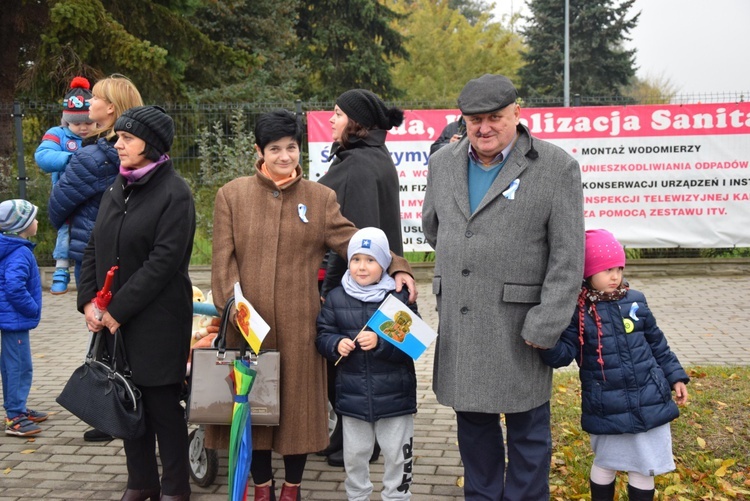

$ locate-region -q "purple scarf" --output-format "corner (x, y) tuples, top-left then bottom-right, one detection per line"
(120, 154), (170, 184)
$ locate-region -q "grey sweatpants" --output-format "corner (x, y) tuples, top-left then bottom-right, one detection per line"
(342, 415), (414, 501)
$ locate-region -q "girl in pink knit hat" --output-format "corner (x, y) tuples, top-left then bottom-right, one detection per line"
(539, 229), (689, 501)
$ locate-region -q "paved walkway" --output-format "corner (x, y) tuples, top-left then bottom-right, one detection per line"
(1, 275), (749, 500)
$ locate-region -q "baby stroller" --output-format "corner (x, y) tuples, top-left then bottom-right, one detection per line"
(188, 425), (219, 487)
(186, 298), (221, 487)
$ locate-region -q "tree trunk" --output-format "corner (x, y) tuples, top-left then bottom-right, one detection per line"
(0, 0), (24, 167)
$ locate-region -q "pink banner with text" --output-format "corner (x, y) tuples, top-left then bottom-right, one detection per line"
(307, 103), (750, 250)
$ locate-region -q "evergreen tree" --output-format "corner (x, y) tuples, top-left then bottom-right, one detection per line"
(295, 0), (408, 100)
(0, 0), (48, 163)
(18, 0), (258, 103)
(190, 0), (304, 102)
(519, 0), (639, 104)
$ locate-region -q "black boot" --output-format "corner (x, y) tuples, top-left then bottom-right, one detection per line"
(627, 484), (654, 501)
(369, 442), (381, 463)
(590, 479), (615, 501)
(327, 449), (344, 467)
(317, 414), (343, 456)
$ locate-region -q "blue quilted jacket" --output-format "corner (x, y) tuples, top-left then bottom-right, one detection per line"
(34, 126), (84, 184)
(540, 288), (689, 435)
(316, 288), (418, 422)
(48, 137), (119, 263)
(0, 234), (42, 331)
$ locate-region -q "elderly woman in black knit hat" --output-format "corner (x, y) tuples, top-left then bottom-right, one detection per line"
(318, 90), (405, 466)
(79, 105), (196, 501)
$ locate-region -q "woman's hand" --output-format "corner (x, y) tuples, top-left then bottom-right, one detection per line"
(393, 272), (418, 303)
(100, 311), (121, 334)
(83, 302), (104, 333)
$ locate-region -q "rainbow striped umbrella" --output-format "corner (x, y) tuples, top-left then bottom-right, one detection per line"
(228, 359), (257, 501)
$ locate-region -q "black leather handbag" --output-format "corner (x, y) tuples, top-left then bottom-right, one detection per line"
(57, 329), (146, 440)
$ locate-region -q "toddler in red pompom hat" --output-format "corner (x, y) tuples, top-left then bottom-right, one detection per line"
(538, 228), (689, 501)
(34, 76), (95, 295)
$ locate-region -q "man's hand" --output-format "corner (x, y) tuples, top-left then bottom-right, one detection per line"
(525, 340), (547, 350)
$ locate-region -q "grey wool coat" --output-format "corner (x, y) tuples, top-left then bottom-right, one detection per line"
(207, 166), (411, 455)
(422, 124), (585, 414)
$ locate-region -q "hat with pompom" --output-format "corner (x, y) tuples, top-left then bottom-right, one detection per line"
(584, 229), (626, 279)
(336, 89), (404, 130)
(62, 76), (93, 124)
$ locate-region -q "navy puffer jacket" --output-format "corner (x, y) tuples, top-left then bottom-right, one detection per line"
(48, 137), (119, 263)
(316, 287), (418, 422)
(540, 288), (689, 435)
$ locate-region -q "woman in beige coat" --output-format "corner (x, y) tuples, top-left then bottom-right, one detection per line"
(209, 110), (415, 501)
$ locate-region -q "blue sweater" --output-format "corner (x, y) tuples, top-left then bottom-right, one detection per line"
(540, 288), (689, 435)
(0, 234), (42, 331)
(316, 287), (418, 422)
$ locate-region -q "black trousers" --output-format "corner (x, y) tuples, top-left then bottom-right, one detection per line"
(251, 450), (307, 485)
(124, 383), (190, 496)
(456, 401), (551, 501)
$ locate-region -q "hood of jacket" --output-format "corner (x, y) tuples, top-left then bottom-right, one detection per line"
(0, 233), (34, 259)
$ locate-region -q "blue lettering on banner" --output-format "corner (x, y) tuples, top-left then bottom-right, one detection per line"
(391, 150), (430, 167)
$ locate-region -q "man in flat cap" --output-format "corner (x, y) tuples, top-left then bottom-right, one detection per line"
(422, 74), (585, 500)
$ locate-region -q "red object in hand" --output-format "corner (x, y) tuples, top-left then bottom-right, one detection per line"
(92, 266), (119, 315)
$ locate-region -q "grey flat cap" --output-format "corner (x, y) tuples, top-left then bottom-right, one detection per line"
(457, 74), (518, 115)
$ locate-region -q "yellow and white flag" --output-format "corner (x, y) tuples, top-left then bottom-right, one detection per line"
(234, 282), (270, 354)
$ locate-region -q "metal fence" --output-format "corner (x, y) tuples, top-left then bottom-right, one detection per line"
(6, 91), (749, 177)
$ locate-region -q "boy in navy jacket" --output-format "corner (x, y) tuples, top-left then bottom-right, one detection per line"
(317, 227), (418, 500)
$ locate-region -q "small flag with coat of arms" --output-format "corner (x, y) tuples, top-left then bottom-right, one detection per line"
(366, 294), (438, 360)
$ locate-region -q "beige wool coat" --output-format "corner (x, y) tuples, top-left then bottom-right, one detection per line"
(206, 166), (410, 455)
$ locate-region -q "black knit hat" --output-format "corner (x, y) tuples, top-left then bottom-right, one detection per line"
(62, 76), (93, 124)
(114, 105), (174, 155)
(458, 74), (518, 115)
(336, 89), (404, 130)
